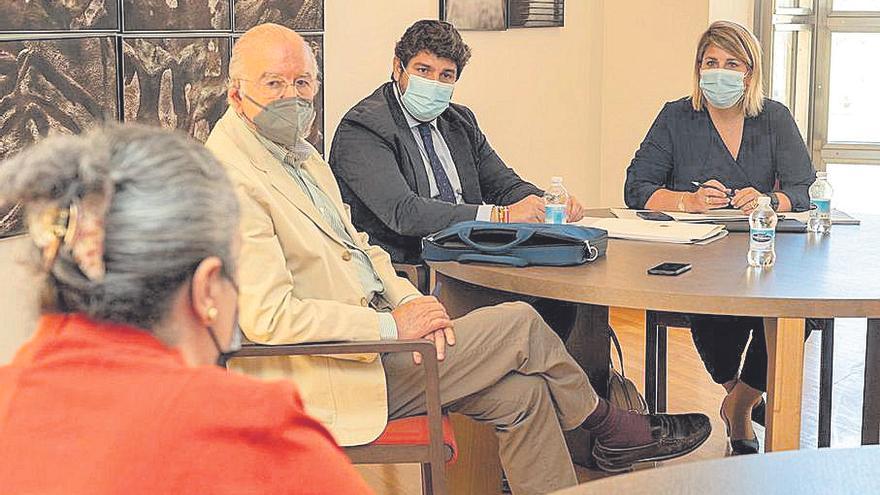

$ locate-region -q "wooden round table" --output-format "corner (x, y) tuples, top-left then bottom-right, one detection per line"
(430, 212), (880, 452)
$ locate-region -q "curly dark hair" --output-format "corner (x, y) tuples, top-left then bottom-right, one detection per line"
(395, 20), (472, 77)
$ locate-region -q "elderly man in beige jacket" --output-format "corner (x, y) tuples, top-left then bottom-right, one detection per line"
(205, 23), (710, 495)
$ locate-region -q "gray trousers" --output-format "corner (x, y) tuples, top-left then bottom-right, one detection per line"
(383, 302), (598, 495)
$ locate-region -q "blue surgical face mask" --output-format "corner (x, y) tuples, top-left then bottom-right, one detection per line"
(699, 69), (746, 109)
(398, 67), (455, 122)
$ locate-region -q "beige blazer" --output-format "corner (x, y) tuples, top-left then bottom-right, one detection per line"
(205, 108), (421, 446)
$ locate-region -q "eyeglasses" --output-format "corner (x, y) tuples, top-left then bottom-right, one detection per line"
(238, 75), (320, 100)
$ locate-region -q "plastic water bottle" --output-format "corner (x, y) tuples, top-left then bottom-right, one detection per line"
(748, 196), (777, 268)
(808, 171), (833, 234)
(544, 176), (568, 224)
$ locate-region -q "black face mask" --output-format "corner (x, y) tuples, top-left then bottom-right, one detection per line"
(202, 266), (242, 368)
(207, 321), (242, 368)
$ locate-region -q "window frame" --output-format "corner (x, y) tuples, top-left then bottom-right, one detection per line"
(757, 0), (880, 172)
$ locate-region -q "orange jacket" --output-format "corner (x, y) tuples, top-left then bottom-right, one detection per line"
(0, 314), (373, 494)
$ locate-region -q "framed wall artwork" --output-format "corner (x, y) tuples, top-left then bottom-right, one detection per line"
(441, 0), (507, 31)
(123, 0), (230, 31)
(0, 1), (118, 31)
(234, 0), (323, 33)
(122, 37), (230, 142)
(439, 0), (564, 31)
(508, 0), (565, 28)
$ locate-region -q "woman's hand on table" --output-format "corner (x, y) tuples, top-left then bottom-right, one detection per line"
(684, 179), (731, 212)
(731, 187), (763, 215)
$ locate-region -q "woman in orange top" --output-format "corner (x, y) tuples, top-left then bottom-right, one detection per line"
(0, 125), (373, 495)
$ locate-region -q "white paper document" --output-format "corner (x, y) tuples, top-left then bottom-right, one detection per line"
(577, 217), (727, 244)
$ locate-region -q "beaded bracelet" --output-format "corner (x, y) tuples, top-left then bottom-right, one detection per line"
(491, 206), (510, 223)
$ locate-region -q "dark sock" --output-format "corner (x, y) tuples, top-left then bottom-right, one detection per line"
(581, 398), (654, 448)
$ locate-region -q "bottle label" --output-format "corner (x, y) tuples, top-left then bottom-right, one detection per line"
(750, 227), (775, 251)
(545, 204), (567, 224)
(811, 198), (831, 219)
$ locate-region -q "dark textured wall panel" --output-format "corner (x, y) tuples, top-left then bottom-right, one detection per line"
(0, 1), (118, 31)
(123, 0), (230, 31)
(304, 34), (324, 153)
(0, 37), (119, 159)
(122, 37), (229, 142)
(234, 0), (323, 32)
(0, 36), (118, 238)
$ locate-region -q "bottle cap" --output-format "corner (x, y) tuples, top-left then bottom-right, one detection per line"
(551, 176), (563, 185)
(817, 171), (828, 178)
(758, 196), (771, 206)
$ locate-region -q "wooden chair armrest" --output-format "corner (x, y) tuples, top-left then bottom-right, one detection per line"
(393, 262), (430, 294)
(229, 339), (437, 360)
(228, 339), (445, 456)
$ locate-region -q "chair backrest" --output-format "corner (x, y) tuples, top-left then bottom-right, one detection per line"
(393, 262), (430, 294)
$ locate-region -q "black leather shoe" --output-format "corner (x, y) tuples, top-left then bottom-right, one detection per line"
(730, 436), (760, 455)
(592, 413), (712, 473)
(721, 406), (761, 455)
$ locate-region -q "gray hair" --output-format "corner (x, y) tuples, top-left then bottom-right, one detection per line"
(0, 124), (239, 330)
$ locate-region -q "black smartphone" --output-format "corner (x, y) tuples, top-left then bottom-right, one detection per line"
(637, 211), (675, 221)
(647, 262), (692, 276)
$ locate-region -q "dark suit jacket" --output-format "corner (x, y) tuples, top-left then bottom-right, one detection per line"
(329, 82), (542, 263)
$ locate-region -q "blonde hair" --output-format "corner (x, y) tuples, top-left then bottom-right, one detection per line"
(691, 20), (765, 118)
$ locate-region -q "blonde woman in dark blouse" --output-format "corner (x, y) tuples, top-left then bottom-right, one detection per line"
(625, 21), (816, 455)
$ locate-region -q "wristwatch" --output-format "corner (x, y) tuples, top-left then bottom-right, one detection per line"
(768, 193), (780, 211)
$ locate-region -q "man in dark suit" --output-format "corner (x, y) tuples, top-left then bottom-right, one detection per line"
(329, 19), (585, 263)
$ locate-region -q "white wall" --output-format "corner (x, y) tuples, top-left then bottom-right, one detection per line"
(598, 0), (711, 206)
(710, 0), (755, 26)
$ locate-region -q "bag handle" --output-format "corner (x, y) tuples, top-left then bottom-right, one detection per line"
(458, 253), (529, 267)
(608, 325), (627, 378)
(457, 226), (536, 253)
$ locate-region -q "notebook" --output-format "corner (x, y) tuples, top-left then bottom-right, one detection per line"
(720, 218), (807, 233)
(576, 217), (727, 244)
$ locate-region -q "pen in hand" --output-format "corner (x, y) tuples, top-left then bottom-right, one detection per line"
(690, 181), (734, 199)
